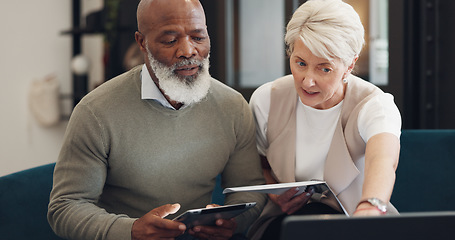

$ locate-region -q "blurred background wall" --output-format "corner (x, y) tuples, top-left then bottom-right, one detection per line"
(0, 0), (104, 176)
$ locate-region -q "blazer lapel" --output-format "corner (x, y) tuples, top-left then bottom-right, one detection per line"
(266, 75), (297, 183)
(324, 117), (360, 195)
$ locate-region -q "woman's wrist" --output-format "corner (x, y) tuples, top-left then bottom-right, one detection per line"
(356, 198), (388, 214)
(353, 206), (382, 215)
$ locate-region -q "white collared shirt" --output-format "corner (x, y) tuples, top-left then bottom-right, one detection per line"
(141, 64), (179, 110)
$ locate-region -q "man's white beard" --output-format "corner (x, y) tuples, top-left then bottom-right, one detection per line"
(146, 46), (211, 106)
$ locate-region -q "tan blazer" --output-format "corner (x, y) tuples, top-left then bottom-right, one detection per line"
(248, 75), (398, 240)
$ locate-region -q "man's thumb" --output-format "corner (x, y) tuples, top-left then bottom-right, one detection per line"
(152, 203), (181, 218)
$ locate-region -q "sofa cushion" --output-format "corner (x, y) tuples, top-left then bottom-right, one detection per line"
(392, 129), (455, 212)
(0, 163), (63, 239)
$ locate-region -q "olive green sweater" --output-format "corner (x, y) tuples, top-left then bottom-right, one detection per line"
(48, 66), (266, 240)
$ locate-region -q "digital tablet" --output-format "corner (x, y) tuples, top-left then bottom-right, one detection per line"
(172, 202), (256, 228)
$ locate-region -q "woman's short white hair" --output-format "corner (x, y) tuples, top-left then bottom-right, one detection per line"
(285, 0), (365, 66)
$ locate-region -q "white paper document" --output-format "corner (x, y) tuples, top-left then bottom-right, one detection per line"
(223, 180), (326, 196)
(223, 180), (348, 215)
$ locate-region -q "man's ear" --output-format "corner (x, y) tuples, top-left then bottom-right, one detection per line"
(135, 31), (147, 53)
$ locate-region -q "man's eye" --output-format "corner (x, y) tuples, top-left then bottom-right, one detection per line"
(163, 39), (177, 45)
(193, 37), (206, 41)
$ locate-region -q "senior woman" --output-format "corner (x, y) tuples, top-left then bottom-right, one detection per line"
(247, 0), (401, 239)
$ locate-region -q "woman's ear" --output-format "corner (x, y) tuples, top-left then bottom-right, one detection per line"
(344, 56), (359, 78)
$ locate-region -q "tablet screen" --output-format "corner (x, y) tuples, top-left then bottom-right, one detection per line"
(173, 202), (256, 228)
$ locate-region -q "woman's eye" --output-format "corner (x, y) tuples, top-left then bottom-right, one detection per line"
(321, 68), (331, 73)
(297, 61), (306, 67)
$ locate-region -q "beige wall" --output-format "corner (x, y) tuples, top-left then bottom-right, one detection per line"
(0, 0), (103, 176)
(345, 0), (370, 77)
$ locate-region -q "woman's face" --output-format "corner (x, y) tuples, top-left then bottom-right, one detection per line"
(290, 39), (353, 110)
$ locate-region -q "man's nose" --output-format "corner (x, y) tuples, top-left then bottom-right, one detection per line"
(177, 37), (197, 59)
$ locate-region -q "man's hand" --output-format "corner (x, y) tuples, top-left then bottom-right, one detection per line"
(269, 187), (314, 215)
(187, 204), (237, 240)
(131, 203), (186, 240)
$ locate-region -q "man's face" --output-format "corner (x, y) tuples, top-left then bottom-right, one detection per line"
(145, 42), (211, 105)
(135, 0), (212, 105)
(139, 0), (210, 81)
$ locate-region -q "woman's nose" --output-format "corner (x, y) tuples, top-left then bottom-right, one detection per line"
(302, 74), (316, 87)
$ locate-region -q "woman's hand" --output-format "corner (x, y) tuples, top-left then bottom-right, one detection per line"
(261, 156), (314, 215)
(269, 187), (314, 215)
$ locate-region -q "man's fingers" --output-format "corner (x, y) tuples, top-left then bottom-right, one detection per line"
(132, 212), (186, 240)
(145, 203), (186, 231)
(189, 218), (236, 240)
(216, 218), (236, 229)
(206, 204), (220, 208)
(155, 218), (186, 232)
(150, 203), (181, 218)
(191, 226), (233, 240)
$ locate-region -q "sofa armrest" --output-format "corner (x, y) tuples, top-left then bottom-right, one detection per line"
(391, 130), (455, 212)
(0, 163), (63, 240)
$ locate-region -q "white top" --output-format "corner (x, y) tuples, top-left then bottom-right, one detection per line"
(249, 81), (402, 181)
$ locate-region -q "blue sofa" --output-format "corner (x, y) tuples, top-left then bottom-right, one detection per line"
(391, 129), (455, 212)
(0, 164), (224, 239)
(0, 163), (63, 239)
(1, 129), (454, 239)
